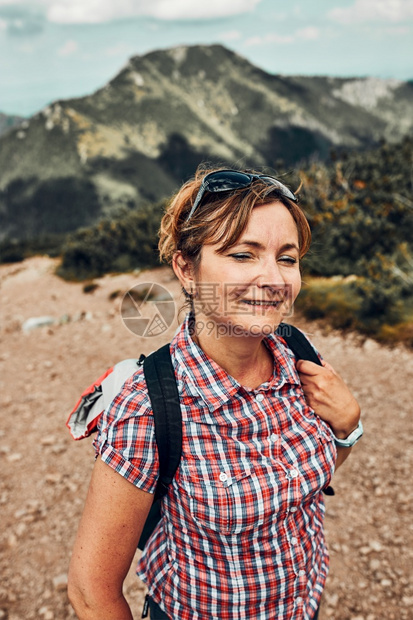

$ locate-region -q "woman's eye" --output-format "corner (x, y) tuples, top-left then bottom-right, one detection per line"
(229, 253), (253, 261)
(279, 255), (298, 264)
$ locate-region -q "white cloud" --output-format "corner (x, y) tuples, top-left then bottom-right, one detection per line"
(329, 0), (413, 24)
(0, 0), (260, 24)
(18, 42), (36, 53)
(0, 0), (263, 27)
(245, 33), (294, 47)
(220, 30), (242, 42)
(296, 26), (319, 40)
(245, 26), (320, 47)
(105, 42), (134, 57)
(57, 39), (79, 56)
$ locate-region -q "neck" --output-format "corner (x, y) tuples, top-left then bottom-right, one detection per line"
(192, 321), (274, 390)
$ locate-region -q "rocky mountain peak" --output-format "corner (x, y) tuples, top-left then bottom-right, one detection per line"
(0, 44), (412, 246)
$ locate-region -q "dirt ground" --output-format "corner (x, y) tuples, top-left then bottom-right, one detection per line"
(0, 256), (412, 620)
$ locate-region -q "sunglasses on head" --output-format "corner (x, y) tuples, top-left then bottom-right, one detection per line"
(185, 169), (297, 222)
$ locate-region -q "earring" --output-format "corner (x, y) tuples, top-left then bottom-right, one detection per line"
(183, 286), (194, 300)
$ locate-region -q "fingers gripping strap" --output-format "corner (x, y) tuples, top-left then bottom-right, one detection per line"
(277, 323), (334, 496)
(143, 344), (182, 500)
(276, 323), (322, 366)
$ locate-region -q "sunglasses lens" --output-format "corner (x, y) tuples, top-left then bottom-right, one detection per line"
(186, 170), (297, 222)
(205, 170), (252, 192)
(259, 176), (297, 202)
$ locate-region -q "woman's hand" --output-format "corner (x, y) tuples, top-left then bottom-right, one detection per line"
(296, 359), (361, 469)
(296, 359), (361, 439)
(68, 458), (153, 619)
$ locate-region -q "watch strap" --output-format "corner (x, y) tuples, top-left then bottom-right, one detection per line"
(332, 420), (363, 448)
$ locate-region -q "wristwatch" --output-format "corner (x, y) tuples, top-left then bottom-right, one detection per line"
(332, 420), (363, 448)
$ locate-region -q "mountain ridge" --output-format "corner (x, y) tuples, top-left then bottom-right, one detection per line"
(1, 44), (412, 245)
(0, 112), (25, 137)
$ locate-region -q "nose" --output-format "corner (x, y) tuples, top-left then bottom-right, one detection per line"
(256, 258), (286, 292)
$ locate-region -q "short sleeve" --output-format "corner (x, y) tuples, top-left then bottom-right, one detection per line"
(93, 371), (159, 494)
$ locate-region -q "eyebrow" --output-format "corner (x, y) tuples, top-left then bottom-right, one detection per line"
(235, 240), (300, 253)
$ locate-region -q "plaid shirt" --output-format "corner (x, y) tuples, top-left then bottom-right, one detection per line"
(94, 316), (337, 619)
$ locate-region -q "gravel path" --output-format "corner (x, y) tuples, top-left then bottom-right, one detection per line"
(1, 257), (412, 620)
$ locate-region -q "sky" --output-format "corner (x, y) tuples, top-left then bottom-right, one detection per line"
(1, 0), (412, 117)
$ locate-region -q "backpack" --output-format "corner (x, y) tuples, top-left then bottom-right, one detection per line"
(67, 323), (328, 551)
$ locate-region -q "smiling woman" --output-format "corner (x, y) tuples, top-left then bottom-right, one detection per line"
(68, 165), (362, 620)
(188, 203), (302, 351)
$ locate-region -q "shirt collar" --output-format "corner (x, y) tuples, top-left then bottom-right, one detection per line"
(171, 315), (301, 412)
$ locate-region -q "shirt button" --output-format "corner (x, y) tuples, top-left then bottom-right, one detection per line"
(219, 472), (228, 482)
(255, 393), (264, 402)
(291, 537), (298, 545)
(289, 468), (299, 479)
(296, 596), (303, 604)
(270, 433), (278, 442)
(290, 506), (297, 513)
(299, 570), (306, 577)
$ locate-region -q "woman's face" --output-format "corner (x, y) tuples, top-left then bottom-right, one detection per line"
(191, 201), (302, 339)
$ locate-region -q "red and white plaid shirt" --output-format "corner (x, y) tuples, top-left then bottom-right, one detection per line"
(94, 316), (337, 619)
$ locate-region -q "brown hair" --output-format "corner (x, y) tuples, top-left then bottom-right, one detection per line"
(158, 166), (311, 269)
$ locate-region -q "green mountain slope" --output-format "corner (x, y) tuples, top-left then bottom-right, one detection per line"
(1, 44), (412, 245)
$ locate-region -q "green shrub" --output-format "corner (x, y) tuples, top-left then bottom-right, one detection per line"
(57, 201), (165, 280)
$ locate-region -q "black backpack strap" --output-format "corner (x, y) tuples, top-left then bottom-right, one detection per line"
(143, 343), (182, 501)
(276, 323), (322, 366)
(277, 323), (335, 496)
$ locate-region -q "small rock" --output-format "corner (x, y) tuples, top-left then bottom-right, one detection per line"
(15, 522), (27, 537)
(41, 435), (57, 446)
(0, 609), (7, 619)
(369, 540), (383, 552)
(26, 499), (41, 512)
(51, 443), (67, 455)
(7, 453), (22, 463)
(45, 473), (62, 484)
(53, 573), (68, 592)
(325, 592), (339, 607)
(380, 578), (392, 588)
(370, 558), (381, 571)
(14, 508), (26, 519)
(22, 316), (55, 332)
(8, 533), (17, 547)
(64, 481), (78, 493)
